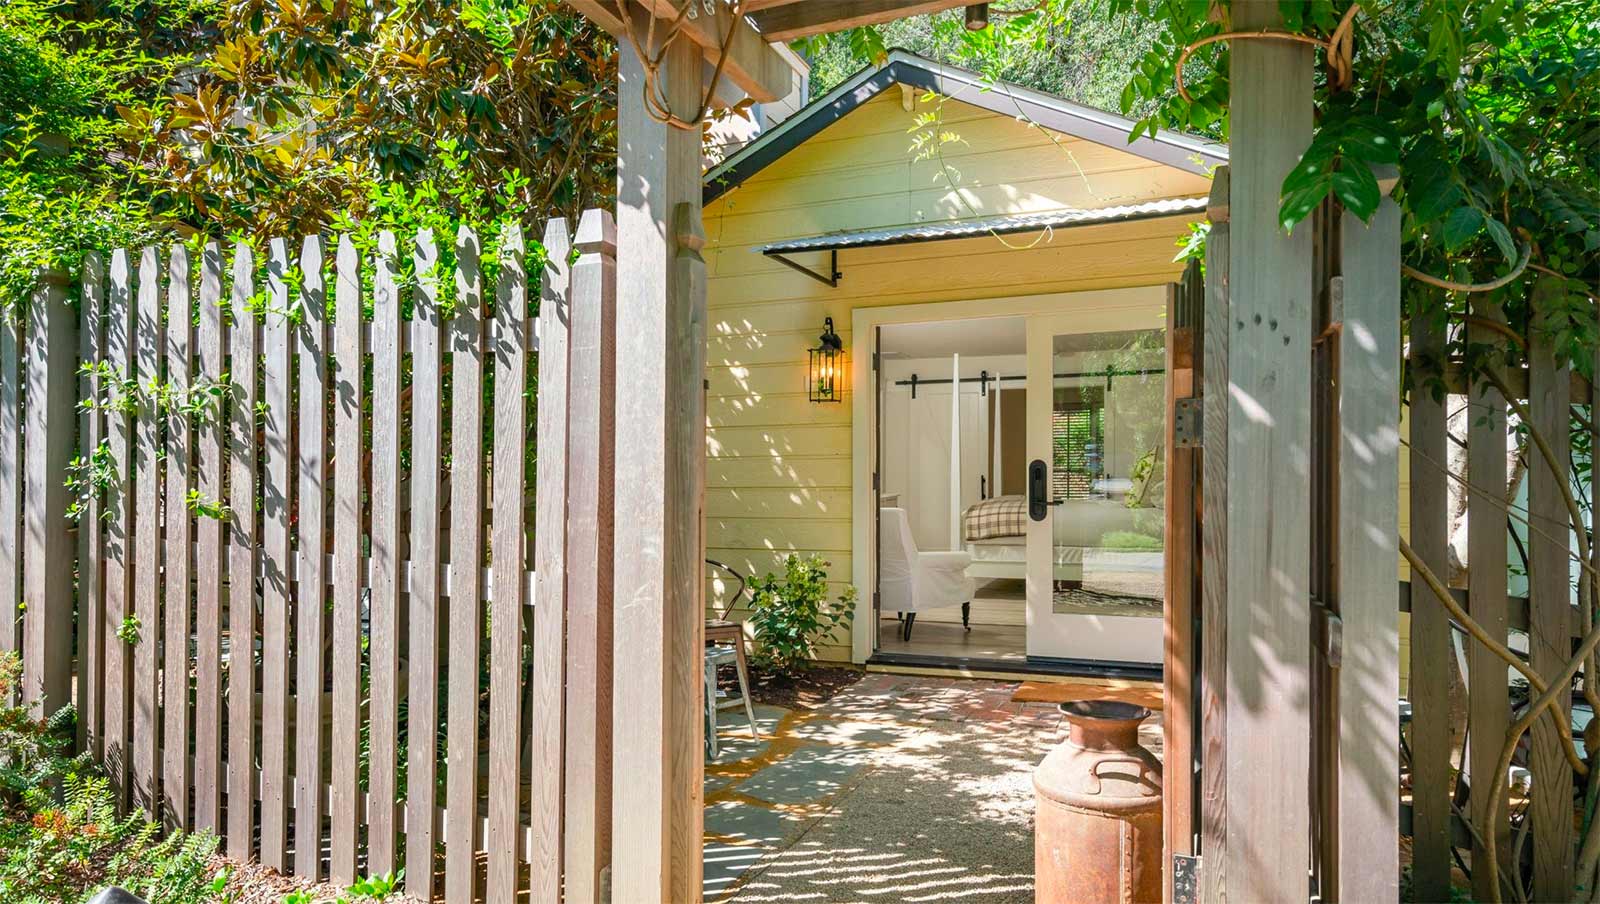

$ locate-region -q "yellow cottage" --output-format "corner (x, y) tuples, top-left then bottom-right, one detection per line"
(702, 51), (1226, 673)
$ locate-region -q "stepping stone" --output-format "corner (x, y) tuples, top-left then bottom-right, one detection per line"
(706, 731), (772, 766)
(702, 840), (768, 901)
(704, 771), (739, 794)
(704, 799), (807, 844)
(736, 744), (867, 806)
(788, 719), (908, 745)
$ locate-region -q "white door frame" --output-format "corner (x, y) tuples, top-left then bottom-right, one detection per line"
(848, 285), (1169, 663)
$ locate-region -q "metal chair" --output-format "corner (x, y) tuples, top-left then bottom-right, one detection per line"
(705, 558), (760, 758)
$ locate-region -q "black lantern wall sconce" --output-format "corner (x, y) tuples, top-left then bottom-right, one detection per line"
(808, 317), (844, 403)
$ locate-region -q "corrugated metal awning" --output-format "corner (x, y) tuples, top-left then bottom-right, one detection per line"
(759, 196), (1209, 255)
(754, 197), (1209, 287)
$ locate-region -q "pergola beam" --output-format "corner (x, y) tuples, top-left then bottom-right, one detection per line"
(749, 0), (972, 41)
(565, 1), (797, 103)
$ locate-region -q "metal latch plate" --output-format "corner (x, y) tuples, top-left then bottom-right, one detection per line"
(1173, 854), (1201, 904)
(1173, 397), (1203, 448)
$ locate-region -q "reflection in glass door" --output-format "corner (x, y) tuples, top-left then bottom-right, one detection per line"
(1025, 308), (1166, 664)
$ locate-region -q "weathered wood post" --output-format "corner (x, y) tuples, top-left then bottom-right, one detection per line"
(1202, 5), (1315, 900)
(1333, 178), (1402, 903)
(611, 25), (710, 904)
(22, 268), (78, 713)
(566, 209), (619, 904)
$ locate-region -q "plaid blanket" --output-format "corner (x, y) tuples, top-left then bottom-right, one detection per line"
(963, 495), (1028, 541)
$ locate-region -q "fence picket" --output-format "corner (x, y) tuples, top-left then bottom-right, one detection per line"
(163, 244), (194, 830)
(444, 226), (485, 904)
(1406, 308), (1451, 901)
(22, 269), (76, 713)
(104, 250), (134, 807)
(77, 252), (107, 755)
(368, 230), (403, 876)
(226, 242), (260, 860)
(488, 225), (529, 903)
(406, 229), (444, 901)
(330, 235), (364, 884)
(0, 274), (20, 671)
(563, 210), (616, 904)
(260, 238), (294, 869)
(530, 218), (572, 903)
(1198, 171), (1231, 904)
(194, 242), (227, 833)
(1332, 198), (1401, 902)
(1527, 279), (1575, 898)
(133, 246), (165, 818)
(1467, 298), (1511, 902)
(295, 235), (329, 881)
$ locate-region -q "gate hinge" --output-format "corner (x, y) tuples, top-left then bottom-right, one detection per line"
(1173, 397), (1203, 448)
(1315, 598), (1344, 668)
(1172, 853), (1200, 904)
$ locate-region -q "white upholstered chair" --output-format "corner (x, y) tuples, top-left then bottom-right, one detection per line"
(879, 507), (976, 641)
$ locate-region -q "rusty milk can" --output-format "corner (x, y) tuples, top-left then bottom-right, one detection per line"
(1034, 700), (1162, 904)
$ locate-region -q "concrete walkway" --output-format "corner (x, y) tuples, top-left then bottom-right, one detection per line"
(701, 673), (1163, 903)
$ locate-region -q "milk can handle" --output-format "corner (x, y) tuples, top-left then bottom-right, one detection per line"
(1086, 755), (1155, 796)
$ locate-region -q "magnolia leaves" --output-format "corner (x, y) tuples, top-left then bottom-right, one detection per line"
(1280, 114), (1398, 231)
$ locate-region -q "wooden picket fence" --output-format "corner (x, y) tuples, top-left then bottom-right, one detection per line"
(4, 210), (620, 902)
(1402, 281), (1597, 902)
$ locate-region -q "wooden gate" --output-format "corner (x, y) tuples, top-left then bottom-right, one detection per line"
(1162, 166), (1403, 902)
(6, 210), (620, 902)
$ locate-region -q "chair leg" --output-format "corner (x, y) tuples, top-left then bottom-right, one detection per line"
(903, 612), (917, 642)
(962, 601), (971, 631)
(704, 658), (719, 759)
(733, 638), (760, 741)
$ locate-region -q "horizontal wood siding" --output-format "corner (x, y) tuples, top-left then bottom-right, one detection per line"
(704, 88), (1209, 660)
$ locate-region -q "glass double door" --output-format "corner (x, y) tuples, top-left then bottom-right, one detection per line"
(1022, 309), (1165, 665)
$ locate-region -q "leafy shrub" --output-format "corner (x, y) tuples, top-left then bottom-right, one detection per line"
(746, 555), (856, 675)
(0, 653), (226, 904)
(283, 870), (404, 904)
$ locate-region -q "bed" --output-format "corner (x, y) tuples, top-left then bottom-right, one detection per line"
(960, 496), (1083, 581)
(959, 495), (1164, 611)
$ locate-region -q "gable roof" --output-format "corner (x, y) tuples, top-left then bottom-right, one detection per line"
(704, 49), (1228, 204)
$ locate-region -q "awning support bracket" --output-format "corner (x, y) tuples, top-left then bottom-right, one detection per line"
(765, 248), (840, 288)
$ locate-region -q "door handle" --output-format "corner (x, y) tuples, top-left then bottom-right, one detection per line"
(1028, 459), (1049, 521)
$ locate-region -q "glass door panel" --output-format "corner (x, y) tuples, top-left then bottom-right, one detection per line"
(1025, 309), (1166, 664)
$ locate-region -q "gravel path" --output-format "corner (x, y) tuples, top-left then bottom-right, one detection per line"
(705, 673), (1162, 904)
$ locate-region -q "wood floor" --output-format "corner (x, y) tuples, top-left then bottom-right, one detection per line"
(876, 617), (1026, 661)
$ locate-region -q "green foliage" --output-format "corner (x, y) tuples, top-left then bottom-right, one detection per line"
(746, 555), (856, 675)
(64, 439), (115, 524)
(3, 0), (611, 321)
(116, 615), (142, 647)
(0, 653), (82, 804)
(150, 0), (616, 237)
(800, 4), (1166, 115)
(185, 490), (230, 521)
(0, 653), (226, 904)
(280, 871), (404, 904)
(0, 770), (226, 904)
(0, 0), (205, 312)
(1101, 0), (1600, 372)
